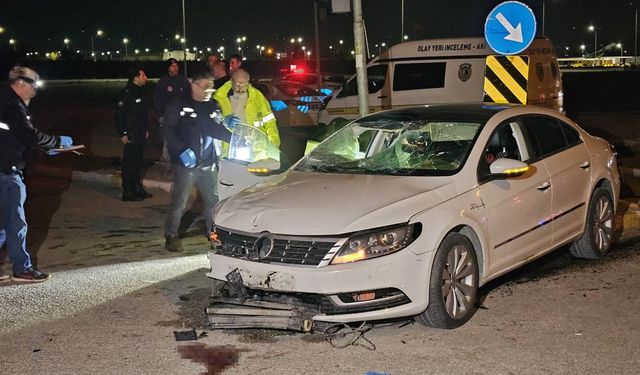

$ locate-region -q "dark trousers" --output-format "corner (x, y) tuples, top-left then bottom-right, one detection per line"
(122, 138), (146, 191)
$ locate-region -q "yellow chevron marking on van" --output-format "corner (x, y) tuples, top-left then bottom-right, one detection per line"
(510, 55), (529, 77)
(486, 56), (527, 104)
(483, 77), (508, 103)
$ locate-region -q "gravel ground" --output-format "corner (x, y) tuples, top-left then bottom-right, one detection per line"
(0, 255), (207, 335)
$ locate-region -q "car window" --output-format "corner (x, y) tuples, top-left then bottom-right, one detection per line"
(393, 62), (446, 91)
(560, 120), (582, 146)
(477, 121), (526, 179)
(521, 115), (569, 159)
(338, 64), (388, 98)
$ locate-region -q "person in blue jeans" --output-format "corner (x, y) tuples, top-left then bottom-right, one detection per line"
(163, 70), (233, 252)
(0, 66), (74, 283)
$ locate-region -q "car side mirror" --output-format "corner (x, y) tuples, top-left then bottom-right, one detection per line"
(246, 158), (281, 175)
(489, 158), (529, 178)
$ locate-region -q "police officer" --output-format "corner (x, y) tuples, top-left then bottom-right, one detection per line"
(115, 66), (151, 201)
(163, 70), (231, 252)
(0, 66), (74, 282)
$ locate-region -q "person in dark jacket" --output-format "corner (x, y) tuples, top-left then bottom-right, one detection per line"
(153, 58), (191, 161)
(0, 66), (74, 283)
(115, 66), (151, 201)
(163, 71), (232, 252)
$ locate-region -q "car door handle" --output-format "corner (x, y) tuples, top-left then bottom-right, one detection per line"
(537, 181), (551, 191)
(579, 161), (590, 169)
(219, 180), (234, 187)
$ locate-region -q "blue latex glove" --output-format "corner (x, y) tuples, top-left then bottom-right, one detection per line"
(223, 116), (240, 130)
(179, 148), (197, 168)
(59, 135), (73, 148)
(47, 150), (60, 156)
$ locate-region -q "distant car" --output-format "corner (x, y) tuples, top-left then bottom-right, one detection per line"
(252, 80), (327, 127)
(209, 104), (620, 330)
(279, 72), (345, 95)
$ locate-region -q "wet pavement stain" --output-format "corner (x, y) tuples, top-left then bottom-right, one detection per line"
(178, 343), (247, 375)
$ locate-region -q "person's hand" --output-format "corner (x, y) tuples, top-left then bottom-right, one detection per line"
(179, 149), (197, 168)
(224, 116), (240, 130)
(120, 135), (129, 144)
(47, 150), (60, 156)
(59, 135), (73, 148)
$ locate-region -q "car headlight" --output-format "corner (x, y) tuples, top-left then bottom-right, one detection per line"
(331, 224), (417, 265)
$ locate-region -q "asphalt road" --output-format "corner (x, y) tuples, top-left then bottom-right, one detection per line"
(1, 176), (639, 374)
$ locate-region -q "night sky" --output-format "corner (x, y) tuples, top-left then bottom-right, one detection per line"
(0, 0), (638, 57)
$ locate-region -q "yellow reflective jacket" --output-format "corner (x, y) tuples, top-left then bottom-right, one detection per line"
(213, 81), (280, 147)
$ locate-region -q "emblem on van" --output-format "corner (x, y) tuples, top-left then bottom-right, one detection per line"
(458, 63), (472, 82)
(535, 63), (545, 81)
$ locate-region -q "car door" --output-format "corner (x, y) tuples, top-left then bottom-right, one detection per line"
(477, 119), (553, 275)
(520, 115), (591, 244)
(217, 123), (285, 200)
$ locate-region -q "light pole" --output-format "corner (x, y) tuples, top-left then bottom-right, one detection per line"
(580, 44), (585, 57)
(181, 0), (187, 76)
(401, 0), (404, 43)
(9, 38), (16, 52)
(617, 43), (624, 65)
(64, 38), (70, 50)
(588, 25), (597, 56)
(91, 29), (103, 61)
(122, 38), (129, 60)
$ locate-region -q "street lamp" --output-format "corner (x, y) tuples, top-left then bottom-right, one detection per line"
(0, 26), (4, 34)
(9, 38), (16, 52)
(122, 38), (129, 60)
(580, 44), (586, 57)
(588, 25), (598, 56)
(63, 38), (70, 50)
(91, 29), (103, 61)
(617, 43), (624, 65)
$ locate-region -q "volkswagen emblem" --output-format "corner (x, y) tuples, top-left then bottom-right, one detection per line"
(252, 234), (273, 259)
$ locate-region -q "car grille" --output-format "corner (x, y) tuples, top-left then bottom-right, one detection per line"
(215, 227), (339, 266)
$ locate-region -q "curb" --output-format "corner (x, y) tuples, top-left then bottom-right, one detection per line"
(30, 164), (173, 193)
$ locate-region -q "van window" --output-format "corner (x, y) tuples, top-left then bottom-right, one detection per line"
(393, 62), (446, 91)
(338, 65), (388, 98)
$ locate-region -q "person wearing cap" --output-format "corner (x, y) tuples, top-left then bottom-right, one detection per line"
(115, 66), (151, 201)
(0, 66), (74, 283)
(162, 70), (231, 252)
(213, 68), (280, 154)
(153, 58), (191, 161)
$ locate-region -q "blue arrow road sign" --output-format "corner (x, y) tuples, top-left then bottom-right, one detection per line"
(484, 1), (537, 55)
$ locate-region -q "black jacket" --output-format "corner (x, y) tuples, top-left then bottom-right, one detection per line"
(114, 82), (150, 141)
(0, 86), (60, 173)
(153, 74), (191, 117)
(163, 97), (231, 168)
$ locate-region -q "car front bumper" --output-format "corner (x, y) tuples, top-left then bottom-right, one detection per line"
(207, 247), (435, 323)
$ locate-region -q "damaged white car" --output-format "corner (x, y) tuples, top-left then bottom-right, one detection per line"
(208, 104), (620, 330)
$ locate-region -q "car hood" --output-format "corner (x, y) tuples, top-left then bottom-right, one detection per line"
(215, 170), (459, 235)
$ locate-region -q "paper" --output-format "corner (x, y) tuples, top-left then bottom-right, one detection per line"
(50, 144), (85, 153)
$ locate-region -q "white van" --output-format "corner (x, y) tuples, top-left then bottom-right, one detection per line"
(318, 37), (563, 127)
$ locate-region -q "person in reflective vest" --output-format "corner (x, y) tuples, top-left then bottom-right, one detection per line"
(213, 68), (280, 154)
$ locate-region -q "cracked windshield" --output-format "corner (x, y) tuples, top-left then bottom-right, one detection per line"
(297, 116), (482, 176)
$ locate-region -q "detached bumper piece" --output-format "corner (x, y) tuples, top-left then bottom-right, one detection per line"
(206, 297), (322, 332)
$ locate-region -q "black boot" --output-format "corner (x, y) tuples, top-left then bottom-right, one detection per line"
(122, 187), (145, 201)
(135, 184), (153, 199)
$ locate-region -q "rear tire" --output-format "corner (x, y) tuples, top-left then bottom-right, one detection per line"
(569, 187), (614, 259)
(416, 233), (479, 329)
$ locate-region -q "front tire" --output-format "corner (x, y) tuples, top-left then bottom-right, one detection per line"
(416, 233), (479, 329)
(569, 187), (614, 259)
